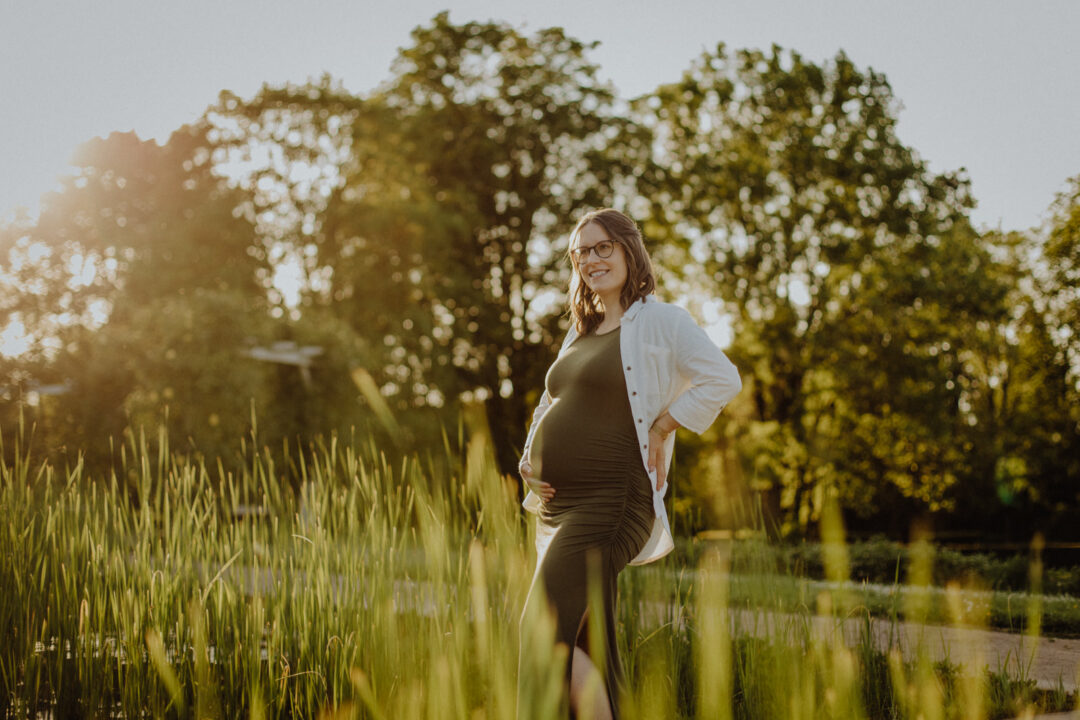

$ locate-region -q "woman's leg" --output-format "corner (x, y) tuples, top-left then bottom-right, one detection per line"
(571, 544), (637, 720)
(519, 525), (594, 718)
(571, 643), (613, 720)
(520, 517), (633, 719)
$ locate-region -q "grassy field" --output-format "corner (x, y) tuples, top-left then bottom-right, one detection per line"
(1, 422), (1077, 719)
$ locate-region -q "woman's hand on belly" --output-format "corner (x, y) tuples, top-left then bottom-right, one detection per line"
(520, 461), (555, 502)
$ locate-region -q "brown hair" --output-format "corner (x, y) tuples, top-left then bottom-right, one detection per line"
(567, 208), (656, 335)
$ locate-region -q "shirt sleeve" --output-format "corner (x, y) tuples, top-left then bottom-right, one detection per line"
(520, 388), (552, 472)
(665, 308), (742, 435)
(520, 389), (551, 514)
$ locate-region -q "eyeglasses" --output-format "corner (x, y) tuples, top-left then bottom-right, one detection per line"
(570, 240), (616, 263)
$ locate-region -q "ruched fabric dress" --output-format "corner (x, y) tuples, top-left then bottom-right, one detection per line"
(521, 327), (655, 719)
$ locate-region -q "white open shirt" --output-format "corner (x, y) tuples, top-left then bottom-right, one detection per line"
(520, 294), (743, 566)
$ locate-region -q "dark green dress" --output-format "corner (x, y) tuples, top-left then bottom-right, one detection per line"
(520, 327), (655, 719)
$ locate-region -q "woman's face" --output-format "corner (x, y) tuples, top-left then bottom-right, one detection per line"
(574, 221), (628, 303)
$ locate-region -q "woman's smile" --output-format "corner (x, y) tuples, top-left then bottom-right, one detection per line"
(584, 268), (616, 295)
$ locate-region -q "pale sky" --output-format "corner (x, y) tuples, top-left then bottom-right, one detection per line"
(1, 0), (1078, 233)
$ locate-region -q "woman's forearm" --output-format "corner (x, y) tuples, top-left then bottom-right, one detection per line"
(650, 411), (680, 438)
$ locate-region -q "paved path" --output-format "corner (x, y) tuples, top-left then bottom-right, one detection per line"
(731, 607), (1080, 691)
(636, 600), (1080, 691)
(863, 617), (1080, 692)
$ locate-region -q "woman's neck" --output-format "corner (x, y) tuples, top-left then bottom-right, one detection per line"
(597, 295), (624, 332)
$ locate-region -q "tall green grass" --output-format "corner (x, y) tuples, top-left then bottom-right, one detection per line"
(0, 418), (1075, 719)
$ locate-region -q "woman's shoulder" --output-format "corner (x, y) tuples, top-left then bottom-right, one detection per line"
(633, 297), (701, 345)
(638, 297), (697, 326)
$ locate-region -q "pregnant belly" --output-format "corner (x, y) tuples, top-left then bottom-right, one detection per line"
(529, 400), (645, 493)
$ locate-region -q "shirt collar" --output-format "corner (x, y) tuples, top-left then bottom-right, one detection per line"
(621, 294), (654, 323)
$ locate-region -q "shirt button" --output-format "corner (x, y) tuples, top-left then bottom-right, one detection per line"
(637, 418), (643, 423)
(626, 366), (631, 371)
(631, 391), (637, 396)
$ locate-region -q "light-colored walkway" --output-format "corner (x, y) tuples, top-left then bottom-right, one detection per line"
(861, 616), (1080, 692)
(733, 607), (1080, 691)
(637, 600), (1080, 691)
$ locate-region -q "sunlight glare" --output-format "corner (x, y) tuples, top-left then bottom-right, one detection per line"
(702, 299), (735, 349)
(0, 319), (31, 358)
(272, 256), (304, 308)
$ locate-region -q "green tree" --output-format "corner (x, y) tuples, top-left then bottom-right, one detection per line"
(637, 45), (1004, 534)
(1044, 176), (1080, 382)
(1000, 177), (1080, 536)
(0, 125), (273, 467)
(209, 14), (641, 471)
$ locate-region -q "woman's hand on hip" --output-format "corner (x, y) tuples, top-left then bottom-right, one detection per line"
(648, 412), (680, 491)
(647, 429), (668, 491)
(519, 461), (554, 502)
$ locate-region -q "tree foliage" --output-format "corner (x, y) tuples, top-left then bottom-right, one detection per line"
(209, 13), (642, 470)
(634, 46), (1034, 534)
(1, 127), (277, 464)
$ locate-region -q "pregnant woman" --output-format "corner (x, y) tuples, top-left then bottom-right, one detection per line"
(517, 208), (742, 719)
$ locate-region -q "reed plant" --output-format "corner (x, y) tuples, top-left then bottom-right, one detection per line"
(0, 415), (1075, 719)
